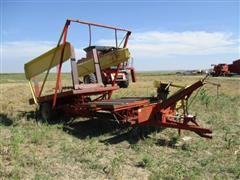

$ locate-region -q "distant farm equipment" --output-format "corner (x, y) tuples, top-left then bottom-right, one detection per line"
(77, 46), (135, 88)
(229, 59), (240, 74)
(210, 59), (240, 77)
(24, 19), (212, 139)
(181, 69), (207, 76)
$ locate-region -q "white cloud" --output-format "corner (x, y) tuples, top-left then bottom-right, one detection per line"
(0, 41), (86, 72)
(1, 41), (85, 61)
(1, 41), (55, 61)
(1, 31), (239, 72)
(98, 31), (239, 59)
(1, 41), (55, 72)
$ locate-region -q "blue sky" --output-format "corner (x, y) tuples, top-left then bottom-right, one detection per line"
(1, 0), (239, 72)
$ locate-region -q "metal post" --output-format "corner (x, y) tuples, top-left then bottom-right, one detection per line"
(28, 81), (38, 105)
(32, 77), (40, 97)
(115, 29), (118, 48)
(38, 20), (71, 98)
(92, 48), (103, 84)
(69, 45), (80, 89)
(52, 24), (69, 109)
(88, 25), (92, 47)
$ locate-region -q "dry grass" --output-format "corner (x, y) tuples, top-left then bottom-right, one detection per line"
(0, 73), (240, 179)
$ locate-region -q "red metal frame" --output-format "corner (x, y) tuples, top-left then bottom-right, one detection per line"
(52, 23), (69, 108)
(36, 19), (132, 109)
(69, 77), (212, 138)
(31, 19), (212, 139)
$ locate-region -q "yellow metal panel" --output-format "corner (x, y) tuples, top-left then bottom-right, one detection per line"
(28, 81), (38, 105)
(24, 42), (72, 79)
(77, 48), (130, 77)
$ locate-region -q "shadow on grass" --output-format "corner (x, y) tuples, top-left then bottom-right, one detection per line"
(101, 131), (139, 144)
(63, 118), (137, 144)
(63, 118), (163, 145)
(0, 113), (13, 126)
(17, 110), (67, 124)
(63, 118), (121, 139)
(101, 126), (165, 145)
(18, 110), (38, 121)
(18, 110), (171, 146)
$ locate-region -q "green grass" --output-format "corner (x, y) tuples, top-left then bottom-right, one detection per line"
(0, 73), (240, 179)
(0, 73), (73, 84)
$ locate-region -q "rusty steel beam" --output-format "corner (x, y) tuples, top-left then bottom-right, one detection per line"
(67, 19), (131, 32)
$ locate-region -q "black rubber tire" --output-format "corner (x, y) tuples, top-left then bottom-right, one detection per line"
(83, 73), (97, 84)
(39, 102), (53, 122)
(118, 73), (129, 88)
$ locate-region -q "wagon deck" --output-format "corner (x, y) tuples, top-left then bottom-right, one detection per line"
(79, 97), (151, 111)
(24, 19), (212, 139)
(36, 84), (119, 104)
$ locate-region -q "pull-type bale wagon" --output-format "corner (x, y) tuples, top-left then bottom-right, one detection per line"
(24, 19), (212, 138)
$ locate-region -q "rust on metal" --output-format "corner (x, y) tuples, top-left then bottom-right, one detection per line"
(24, 19), (212, 139)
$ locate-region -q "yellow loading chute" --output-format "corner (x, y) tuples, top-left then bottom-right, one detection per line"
(24, 42), (72, 80)
(77, 48), (130, 77)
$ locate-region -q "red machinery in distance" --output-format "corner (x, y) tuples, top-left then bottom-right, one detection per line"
(211, 63), (230, 77)
(25, 19), (212, 139)
(211, 59), (240, 77)
(229, 59), (240, 74)
(79, 45), (135, 88)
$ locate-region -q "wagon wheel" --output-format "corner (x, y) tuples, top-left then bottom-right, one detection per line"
(118, 72), (130, 88)
(39, 102), (53, 122)
(83, 73), (97, 84)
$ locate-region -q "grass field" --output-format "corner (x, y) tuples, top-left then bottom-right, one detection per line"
(0, 73), (240, 179)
